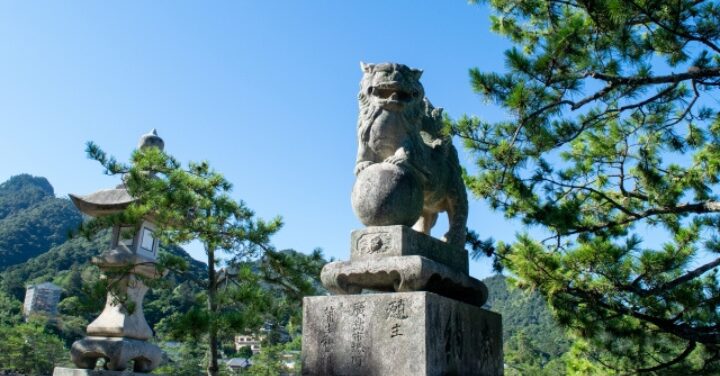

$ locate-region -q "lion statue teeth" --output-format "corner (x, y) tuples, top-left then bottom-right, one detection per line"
(353, 62), (468, 249)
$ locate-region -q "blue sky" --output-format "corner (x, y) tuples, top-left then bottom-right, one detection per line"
(0, 1), (522, 279)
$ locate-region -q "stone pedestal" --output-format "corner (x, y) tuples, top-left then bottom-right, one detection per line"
(66, 254), (163, 372)
(85, 274), (153, 340)
(302, 292), (503, 376)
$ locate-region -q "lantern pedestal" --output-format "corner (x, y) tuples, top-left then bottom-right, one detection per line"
(69, 247), (163, 372)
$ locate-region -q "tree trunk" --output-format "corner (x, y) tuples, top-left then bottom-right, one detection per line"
(207, 245), (219, 376)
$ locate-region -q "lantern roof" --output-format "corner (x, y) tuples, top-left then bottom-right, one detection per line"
(69, 188), (135, 217)
(70, 130), (165, 217)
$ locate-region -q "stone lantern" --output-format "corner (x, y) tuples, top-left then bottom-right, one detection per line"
(54, 130), (165, 375)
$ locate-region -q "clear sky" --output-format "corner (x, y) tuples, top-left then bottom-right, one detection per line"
(0, 1), (522, 279)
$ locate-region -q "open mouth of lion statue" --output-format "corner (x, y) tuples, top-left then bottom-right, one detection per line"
(368, 81), (419, 109)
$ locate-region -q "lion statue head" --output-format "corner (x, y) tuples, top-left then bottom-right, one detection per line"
(359, 62), (426, 116)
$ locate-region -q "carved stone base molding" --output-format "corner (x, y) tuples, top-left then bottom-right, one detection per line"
(322, 225), (488, 307)
(321, 256), (488, 307)
(69, 337), (162, 373)
(302, 292), (503, 376)
(350, 225), (469, 273)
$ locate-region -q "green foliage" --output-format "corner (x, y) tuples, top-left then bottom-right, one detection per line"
(1, 233), (107, 301)
(0, 289), (22, 326)
(222, 341), (239, 358)
(459, 0), (720, 373)
(0, 318), (67, 375)
(483, 275), (571, 374)
(259, 249), (327, 330)
(81, 142), (282, 252)
(154, 340), (209, 376)
(83, 142), (317, 376)
(0, 175), (82, 270)
(237, 346), (254, 360)
(246, 336), (301, 376)
(154, 249), (325, 376)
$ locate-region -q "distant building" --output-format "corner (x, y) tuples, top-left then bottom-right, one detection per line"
(23, 282), (62, 318)
(226, 357), (252, 372)
(234, 335), (262, 354)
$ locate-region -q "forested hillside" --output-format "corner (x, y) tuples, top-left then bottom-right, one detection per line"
(0, 175), (82, 269)
(483, 274), (571, 375)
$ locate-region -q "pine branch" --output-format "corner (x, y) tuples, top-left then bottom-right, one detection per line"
(628, 0), (720, 54)
(555, 200), (720, 237)
(566, 287), (720, 344)
(586, 67), (720, 86)
(636, 341), (697, 373)
(643, 257), (720, 297)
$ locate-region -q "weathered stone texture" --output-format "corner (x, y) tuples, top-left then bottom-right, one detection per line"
(353, 63), (468, 249)
(85, 276), (153, 340)
(70, 337), (162, 372)
(321, 256), (487, 307)
(323, 225), (486, 306)
(351, 225), (468, 273)
(302, 292), (503, 376)
(351, 163), (424, 227)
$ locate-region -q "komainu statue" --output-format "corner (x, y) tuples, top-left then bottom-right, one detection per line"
(303, 64), (500, 376)
(352, 62), (468, 249)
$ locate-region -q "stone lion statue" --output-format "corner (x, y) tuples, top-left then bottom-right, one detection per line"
(353, 62), (468, 248)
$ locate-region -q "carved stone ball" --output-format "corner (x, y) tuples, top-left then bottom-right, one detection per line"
(351, 162), (423, 227)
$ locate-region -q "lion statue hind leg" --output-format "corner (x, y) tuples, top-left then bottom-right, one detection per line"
(443, 191), (468, 249)
(412, 210), (438, 235)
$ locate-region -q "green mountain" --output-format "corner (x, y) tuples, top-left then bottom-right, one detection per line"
(0, 174), (83, 270)
(483, 274), (571, 375)
(0, 174), (55, 219)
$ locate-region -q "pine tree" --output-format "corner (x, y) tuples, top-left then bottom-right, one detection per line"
(84, 143), (282, 376)
(0, 318), (67, 375)
(458, 0), (720, 373)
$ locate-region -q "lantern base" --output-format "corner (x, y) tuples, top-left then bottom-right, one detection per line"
(70, 336), (162, 373)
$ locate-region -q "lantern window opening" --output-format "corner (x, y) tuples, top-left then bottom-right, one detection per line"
(118, 226), (136, 248)
(141, 227), (156, 253)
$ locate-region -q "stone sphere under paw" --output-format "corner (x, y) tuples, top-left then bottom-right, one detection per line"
(351, 162), (423, 227)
